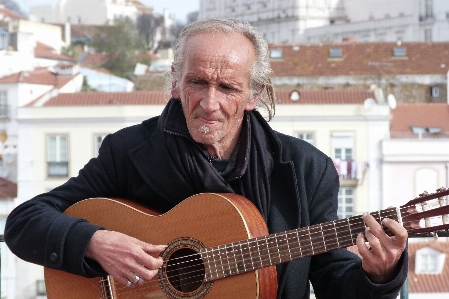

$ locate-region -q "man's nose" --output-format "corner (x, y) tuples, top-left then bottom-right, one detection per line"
(200, 87), (220, 112)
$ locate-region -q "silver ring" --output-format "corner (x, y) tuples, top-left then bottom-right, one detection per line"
(126, 280), (132, 287)
(133, 275), (140, 284)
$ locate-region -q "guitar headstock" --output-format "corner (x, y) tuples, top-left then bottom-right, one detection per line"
(400, 187), (449, 236)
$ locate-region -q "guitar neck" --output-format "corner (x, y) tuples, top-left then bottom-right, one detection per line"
(201, 207), (399, 281)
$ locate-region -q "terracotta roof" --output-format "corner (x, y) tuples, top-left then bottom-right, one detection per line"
(39, 91), (169, 106)
(0, 67), (79, 86)
(275, 89), (375, 104)
(390, 103), (449, 132)
(31, 89), (376, 107)
(270, 42), (449, 77)
(0, 177), (17, 198)
(0, 5), (27, 21)
(34, 42), (74, 62)
(408, 241), (449, 293)
(79, 52), (113, 66)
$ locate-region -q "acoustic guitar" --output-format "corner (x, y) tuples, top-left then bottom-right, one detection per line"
(44, 189), (449, 299)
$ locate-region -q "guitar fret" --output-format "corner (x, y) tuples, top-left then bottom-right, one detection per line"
(285, 232), (292, 260)
(212, 247), (220, 279)
(225, 245), (234, 277)
(202, 249), (212, 281)
(295, 230), (303, 258)
(231, 243), (238, 274)
(217, 246), (226, 278)
(239, 240), (251, 271)
(274, 233), (282, 263)
(276, 233), (290, 263)
(307, 227), (314, 255)
(332, 220), (340, 248)
(347, 218), (355, 245)
(265, 236), (272, 265)
(320, 223), (326, 251)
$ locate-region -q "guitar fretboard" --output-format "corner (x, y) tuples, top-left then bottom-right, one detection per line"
(200, 208), (398, 282)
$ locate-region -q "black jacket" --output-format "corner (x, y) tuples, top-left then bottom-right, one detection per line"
(5, 114), (407, 299)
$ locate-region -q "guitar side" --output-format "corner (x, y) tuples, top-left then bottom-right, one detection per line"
(44, 193), (278, 299)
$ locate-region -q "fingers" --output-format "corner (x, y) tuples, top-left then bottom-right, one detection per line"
(361, 213), (407, 251)
(86, 230), (166, 287)
(358, 212), (408, 283)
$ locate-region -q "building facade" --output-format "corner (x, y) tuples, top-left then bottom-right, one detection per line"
(29, 0), (152, 26)
(199, 0), (449, 44)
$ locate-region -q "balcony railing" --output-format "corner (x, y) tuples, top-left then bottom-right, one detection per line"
(388, 132), (449, 139)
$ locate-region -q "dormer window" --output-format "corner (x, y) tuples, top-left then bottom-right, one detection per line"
(393, 47), (407, 57)
(415, 247), (445, 274)
(329, 48), (342, 58)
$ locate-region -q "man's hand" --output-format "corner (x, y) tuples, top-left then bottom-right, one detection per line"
(85, 230), (166, 287)
(356, 213), (408, 283)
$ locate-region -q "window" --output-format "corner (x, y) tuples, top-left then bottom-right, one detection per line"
(415, 247), (445, 274)
(332, 133), (354, 161)
(94, 134), (108, 157)
(338, 187), (354, 219)
(270, 49), (283, 59)
(47, 135), (68, 177)
(0, 91), (7, 119)
(424, 28), (432, 42)
(0, 29), (8, 50)
(425, 0), (433, 18)
(296, 133), (314, 145)
(393, 47), (407, 57)
(431, 86), (439, 97)
(329, 48), (342, 58)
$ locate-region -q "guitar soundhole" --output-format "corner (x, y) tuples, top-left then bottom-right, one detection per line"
(158, 237), (213, 299)
(167, 248), (204, 292)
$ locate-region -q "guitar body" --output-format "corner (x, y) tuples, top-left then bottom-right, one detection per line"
(44, 193), (278, 299)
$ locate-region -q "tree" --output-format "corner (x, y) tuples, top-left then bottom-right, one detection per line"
(0, 0), (26, 16)
(136, 13), (163, 52)
(91, 18), (148, 78)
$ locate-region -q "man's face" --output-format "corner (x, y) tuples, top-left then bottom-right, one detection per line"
(171, 31), (259, 158)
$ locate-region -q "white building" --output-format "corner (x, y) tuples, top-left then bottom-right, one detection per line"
(29, 0), (146, 26)
(199, 0), (449, 44)
(304, 0), (449, 44)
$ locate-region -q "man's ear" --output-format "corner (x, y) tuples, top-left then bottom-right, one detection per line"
(171, 82), (180, 99)
(245, 85), (265, 111)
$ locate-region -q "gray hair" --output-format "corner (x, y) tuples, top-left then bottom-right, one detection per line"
(170, 19), (276, 120)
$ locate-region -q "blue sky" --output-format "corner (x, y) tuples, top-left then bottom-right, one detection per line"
(15, 0), (199, 23)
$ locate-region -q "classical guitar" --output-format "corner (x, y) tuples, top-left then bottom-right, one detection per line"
(44, 189), (449, 299)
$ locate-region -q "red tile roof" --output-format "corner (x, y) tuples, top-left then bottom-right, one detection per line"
(0, 5), (27, 21)
(0, 67), (79, 87)
(275, 89), (375, 104)
(80, 52), (111, 66)
(39, 91), (170, 106)
(0, 177), (17, 198)
(31, 89), (376, 107)
(390, 103), (449, 132)
(270, 42), (449, 77)
(34, 42), (74, 62)
(408, 241), (449, 293)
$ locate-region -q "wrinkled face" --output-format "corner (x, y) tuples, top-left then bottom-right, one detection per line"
(171, 31), (259, 158)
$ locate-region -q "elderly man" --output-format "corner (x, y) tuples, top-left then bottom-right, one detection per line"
(5, 19), (407, 299)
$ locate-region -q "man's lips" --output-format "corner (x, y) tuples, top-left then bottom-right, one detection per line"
(197, 117), (219, 124)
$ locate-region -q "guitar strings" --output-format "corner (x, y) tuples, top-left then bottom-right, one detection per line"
(117, 205), (442, 286)
(98, 202), (448, 297)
